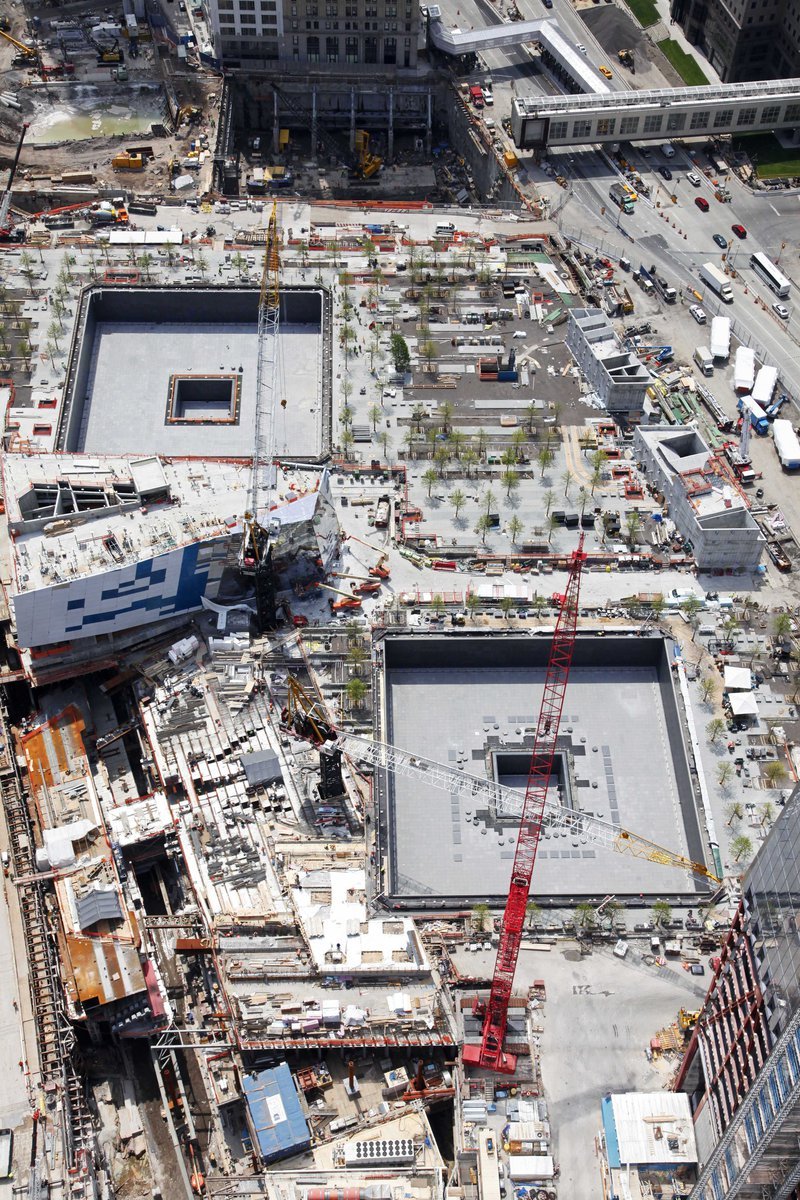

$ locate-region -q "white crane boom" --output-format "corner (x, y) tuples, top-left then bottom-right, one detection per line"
(335, 730), (719, 882)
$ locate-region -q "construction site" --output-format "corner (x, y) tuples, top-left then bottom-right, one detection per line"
(1, 46), (800, 1193)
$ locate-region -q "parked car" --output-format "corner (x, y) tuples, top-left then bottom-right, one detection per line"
(687, 172), (702, 187)
(773, 302), (790, 319)
(689, 305), (707, 324)
(713, 232), (727, 248)
(695, 196), (710, 211)
(731, 223), (747, 238)
(659, 166), (673, 180)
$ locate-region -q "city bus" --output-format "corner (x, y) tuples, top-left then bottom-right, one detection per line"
(749, 251), (791, 298)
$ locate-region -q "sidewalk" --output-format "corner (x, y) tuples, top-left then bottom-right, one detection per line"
(648, 0), (724, 86)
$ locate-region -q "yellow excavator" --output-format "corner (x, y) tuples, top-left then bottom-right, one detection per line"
(353, 130), (382, 179)
(1, 26), (39, 62)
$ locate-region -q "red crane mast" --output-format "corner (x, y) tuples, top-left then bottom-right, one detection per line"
(464, 535), (586, 1073)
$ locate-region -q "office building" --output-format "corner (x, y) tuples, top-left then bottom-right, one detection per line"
(670, 0), (800, 82)
(204, 0), (419, 70)
(676, 786), (800, 1200)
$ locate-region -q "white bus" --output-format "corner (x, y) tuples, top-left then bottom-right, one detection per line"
(750, 251), (791, 298)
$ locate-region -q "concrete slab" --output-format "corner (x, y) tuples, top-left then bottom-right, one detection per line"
(79, 321), (321, 458)
(380, 635), (705, 903)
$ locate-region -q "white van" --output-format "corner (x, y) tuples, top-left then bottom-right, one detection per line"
(693, 345), (714, 376)
(434, 222), (455, 236)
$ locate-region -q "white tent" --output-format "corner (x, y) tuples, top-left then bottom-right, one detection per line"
(730, 692), (759, 717)
(724, 665), (752, 691)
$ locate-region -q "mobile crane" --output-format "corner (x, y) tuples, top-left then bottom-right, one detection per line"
(0, 123), (29, 244)
(0, 27), (38, 61)
(239, 201), (282, 630)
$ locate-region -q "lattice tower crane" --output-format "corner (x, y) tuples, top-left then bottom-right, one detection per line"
(463, 534), (585, 1071)
(239, 201), (283, 629)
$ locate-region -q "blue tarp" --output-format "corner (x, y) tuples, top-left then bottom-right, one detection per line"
(242, 1063), (311, 1164)
(601, 1095), (621, 1169)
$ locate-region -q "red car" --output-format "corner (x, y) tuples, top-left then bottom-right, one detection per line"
(731, 223), (747, 238)
(695, 196), (710, 211)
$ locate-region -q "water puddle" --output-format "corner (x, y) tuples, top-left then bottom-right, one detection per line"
(27, 84), (167, 145)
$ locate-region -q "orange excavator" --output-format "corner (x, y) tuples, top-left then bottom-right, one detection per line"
(317, 583), (362, 612)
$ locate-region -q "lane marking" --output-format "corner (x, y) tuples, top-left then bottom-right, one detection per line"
(770, 204), (780, 215)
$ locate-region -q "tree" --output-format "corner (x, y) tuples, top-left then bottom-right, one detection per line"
(449, 430), (465, 460)
(547, 512), (559, 545)
(340, 429), (355, 458)
(434, 444), (450, 477)
(717, 761), (734, 790)
(137, 251), (154, 281)
(773, 611), (793, 640)
(422, 467), (438, 497)
(544, 489), (556, 517)
(707, 718), (726, 744)
(476, 428), (488, 457)
(451, 488), (466, 519)
(462, 447), (479, 478)
(725, 799), (743, 825)
(562, 469), (573, 497)
(700, 677), (716, 703)
(512, 427), (528, 461)
(651, 594), (666, 622)
(347, 648), (367, 676)
(472, 902), (490, 933)
(475, 513), (493, 543)
(19, 251), (36, 294)
(500, 595), (515, 620)
(525, 401), (538, 434)
(465, 591), (480, 620)
(45, 340), (57, 368)
(18, 340), (32, 370)
(525, 900), (540, 929)
(502, 468), (519, 499)
(420, 337), (438, 371)
(438, 400), (453, 434)
(196, 249), (209, 280)
(575, 901), (596, 930)
(601, 898), (621, 928)
(763, 760), (787, 787)
(431, 594), (446, 617)
(590, 465), (603, 496)
(508, 515), (523, 545)
(346, 677), (368, 709)
(530, 593), (547, 618)
(340, 322), (355, 366)
(482, 488), (497, 516)
(340, 403), (354, 429)
(46, 321), (61, 352)
(730, 834), (753, 864)
(625, 510), (641, 548)
(368, 404), (382, 433)
(51, 296), (66, 331)
(390, 332), (410, 375)
(577, 486), (589, 517)
(682, 595), (703, 639)
(760, 800), (776, 828)
(538, 444), (555, 478)
(346, 619), (363, 644)
(651, 899), (672, 928)
(378, 431), (392, 461)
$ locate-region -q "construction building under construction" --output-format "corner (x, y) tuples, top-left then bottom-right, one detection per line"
(376, 632), (711, 908)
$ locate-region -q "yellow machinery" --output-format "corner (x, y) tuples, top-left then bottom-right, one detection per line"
(354, 130), (382, 179)
(678, 1009), (700, 1033)
(1, 27), (38, 59)
(112, 153), (144, 171)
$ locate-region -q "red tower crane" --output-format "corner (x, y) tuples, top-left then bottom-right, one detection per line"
(463, 534), (586, 1073)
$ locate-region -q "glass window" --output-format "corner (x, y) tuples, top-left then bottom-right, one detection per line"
(761, 105), (780, 123)
(690, 109), (709, 129)
(785, 103), (800, 120)
(364, 33), (377, 60)
(550, 120), (568, 140)
(572, 119), (591, 138)
(597, 118), (616, 135)
(326, 33), (338, 57)
(737, 106), (757, 125)
(620, 115), (639, 135)
(384, 34), (396, 62)
(643, 113), (662, 133)
(306, 33), (319, 58)
(714, 108), (733, 127)
(667, 112), (686, 131)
